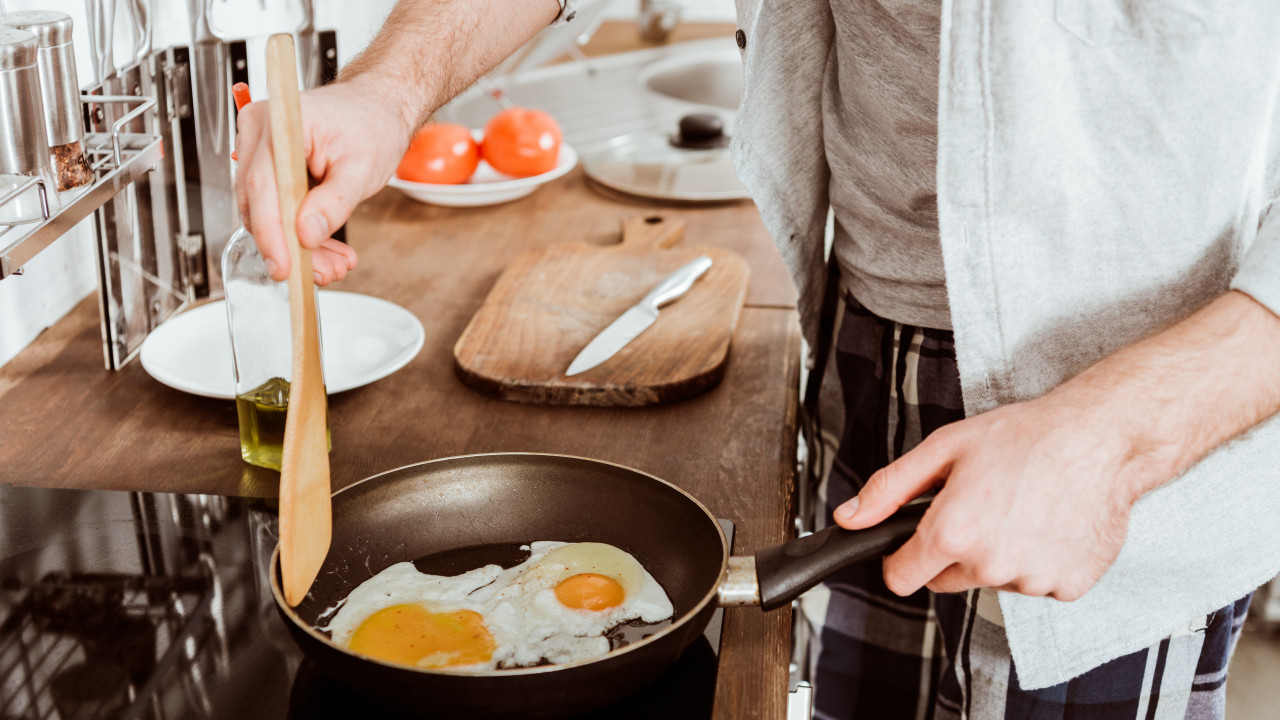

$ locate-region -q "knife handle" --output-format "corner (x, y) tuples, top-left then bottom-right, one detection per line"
(644, 256), (714, 308)
(91, 0), (117, 83)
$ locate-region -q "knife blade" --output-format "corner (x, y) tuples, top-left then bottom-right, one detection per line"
(565, 255), (714, 377)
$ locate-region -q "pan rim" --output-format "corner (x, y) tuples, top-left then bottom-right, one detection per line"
(270, 451), (730, 678)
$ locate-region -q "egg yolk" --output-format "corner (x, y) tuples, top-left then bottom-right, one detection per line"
(347, 604), (496, 668)
(555, 573), (626, 611)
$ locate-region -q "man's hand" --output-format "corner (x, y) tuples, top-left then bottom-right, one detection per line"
(834, 290), (1280, 600)
(836, 395), (1139, 601)
(235, 83), (400, 284)
(232, 0), (561, 285)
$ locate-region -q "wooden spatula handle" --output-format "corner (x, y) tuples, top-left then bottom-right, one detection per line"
(267, 32), (332, 608)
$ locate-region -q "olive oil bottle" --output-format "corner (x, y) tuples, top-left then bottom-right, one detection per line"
(235, 376), (331, 470)
(224, 226), (330, 471)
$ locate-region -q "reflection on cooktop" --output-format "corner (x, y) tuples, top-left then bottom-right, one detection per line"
(0, 485), (732, 719)
(288, 636), (718, 720)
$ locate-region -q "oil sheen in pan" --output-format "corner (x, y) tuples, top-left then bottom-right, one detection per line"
(408, 542), (675, 658)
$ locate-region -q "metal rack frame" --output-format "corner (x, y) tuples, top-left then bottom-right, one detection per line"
(0, 15), (340, 370)
(0, 95), (162, 280)
(87, 48), (207, 370)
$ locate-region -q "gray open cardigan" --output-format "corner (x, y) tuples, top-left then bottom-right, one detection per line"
(729, 0), (1280, 690)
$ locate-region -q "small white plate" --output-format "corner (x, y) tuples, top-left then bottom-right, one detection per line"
(387, 132), (578, 207)
(139, 291), (425, 400)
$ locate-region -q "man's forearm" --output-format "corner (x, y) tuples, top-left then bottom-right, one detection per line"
(834, 288), (1280, 599)
(338, 0), (561, 134)
(1052, 290), (1280, 503)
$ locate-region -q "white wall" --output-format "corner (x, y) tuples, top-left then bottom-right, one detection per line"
(0, 0), (105, 368)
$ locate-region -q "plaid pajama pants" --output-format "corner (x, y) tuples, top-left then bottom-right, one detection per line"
(807, 293), (1251, 720)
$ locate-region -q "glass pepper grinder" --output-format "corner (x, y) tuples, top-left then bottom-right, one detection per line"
(222, 225), (330, 470)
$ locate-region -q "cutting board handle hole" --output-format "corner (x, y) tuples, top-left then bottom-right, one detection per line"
(644, 216), (664, 225)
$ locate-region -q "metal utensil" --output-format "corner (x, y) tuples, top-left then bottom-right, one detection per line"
(295, 0), (319, 90)
(88, 0), (116, 83)
(565, 254), (713, 377)
(126, 0), (151, 65)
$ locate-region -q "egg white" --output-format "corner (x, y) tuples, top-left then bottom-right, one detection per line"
(322, 541), (675, 671)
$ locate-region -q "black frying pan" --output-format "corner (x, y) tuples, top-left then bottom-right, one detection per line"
(270, 453), (924, 718)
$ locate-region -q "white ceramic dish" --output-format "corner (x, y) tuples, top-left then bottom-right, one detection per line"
(387, 131), (577, 207)
(139, 291), (425, 400)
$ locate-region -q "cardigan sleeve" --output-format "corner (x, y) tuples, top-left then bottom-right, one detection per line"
(1231, 200), (1280, 317)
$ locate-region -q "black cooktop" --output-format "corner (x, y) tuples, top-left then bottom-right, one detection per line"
(0, 485), (729, 719)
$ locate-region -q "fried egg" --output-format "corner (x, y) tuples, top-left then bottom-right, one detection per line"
(322, 541), (674, 671)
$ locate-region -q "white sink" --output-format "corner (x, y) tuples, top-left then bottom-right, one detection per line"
(639, 49), (743, 111)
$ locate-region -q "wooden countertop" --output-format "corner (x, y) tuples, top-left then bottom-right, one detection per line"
(575, 19), (742, 59)
(0, 24), (802, 720)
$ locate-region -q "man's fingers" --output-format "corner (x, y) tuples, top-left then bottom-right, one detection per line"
(926, 565), (988, 595)
(295, 166), (366, 249)
(234, 104), (266, 236)
(881, 529), (955, 597)
(310, 249), (337, 286)
(241, 130), (290, 281)
(993, 578), (1057, 598)
(834, 431), (955, 530)
(319, 238), (358, 271)
(933, 571), (1060, 597)
(309, 243), (355, 286)
(235, 102), (265, 172)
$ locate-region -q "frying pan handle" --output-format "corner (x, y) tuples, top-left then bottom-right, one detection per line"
(753, 501), (928, 610)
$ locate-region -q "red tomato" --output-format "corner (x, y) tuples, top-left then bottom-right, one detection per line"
(396, 123), (480, 184)
(481, 108), (562, 178)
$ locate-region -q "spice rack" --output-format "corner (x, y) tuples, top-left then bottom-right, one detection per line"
(0, 17), (338, 370)
(0, 94), (160, 279)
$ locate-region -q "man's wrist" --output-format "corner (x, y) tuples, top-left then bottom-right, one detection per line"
(1044, 290), (1280, 508)
(1034, 385), (1169, 508)
(334, 0), (560, 139)
(347, 73), (424, 139)
(336, 43), (434, 139)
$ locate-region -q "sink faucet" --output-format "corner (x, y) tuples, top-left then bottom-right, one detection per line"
(638, 0), (683, 43)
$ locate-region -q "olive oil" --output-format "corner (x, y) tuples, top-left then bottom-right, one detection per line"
(236, 377), (331, 470)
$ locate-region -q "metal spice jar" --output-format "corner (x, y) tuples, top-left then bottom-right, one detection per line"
(0, 27), (59, 225)
(2, 11), (92, 193)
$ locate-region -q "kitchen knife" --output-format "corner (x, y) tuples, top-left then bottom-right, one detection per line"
(565, 255), (714, 377)
(127, 0), (152, 65)
(89, 0), (117, 84)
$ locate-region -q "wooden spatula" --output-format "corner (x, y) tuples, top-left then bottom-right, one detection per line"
(266, 32), (331, 607)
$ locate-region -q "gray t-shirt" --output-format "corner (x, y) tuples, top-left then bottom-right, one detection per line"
(824, 0), (950, 329)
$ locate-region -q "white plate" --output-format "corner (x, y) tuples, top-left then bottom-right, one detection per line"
(387, 131), (577, 207)
(139, 291), (425, 400)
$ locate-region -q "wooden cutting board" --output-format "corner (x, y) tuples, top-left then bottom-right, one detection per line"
(454, 215), (750, 406)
